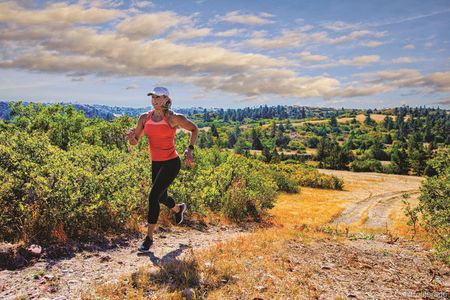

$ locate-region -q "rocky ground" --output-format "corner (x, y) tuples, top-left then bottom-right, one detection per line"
(0, 224), (251, 300)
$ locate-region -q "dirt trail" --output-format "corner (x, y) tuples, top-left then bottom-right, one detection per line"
(0, 224), (250, 300)
(318, 169), (424, 229)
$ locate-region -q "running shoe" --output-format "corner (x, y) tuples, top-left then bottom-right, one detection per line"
(175, 203), (186, 225)
(138, 235), (153, 252)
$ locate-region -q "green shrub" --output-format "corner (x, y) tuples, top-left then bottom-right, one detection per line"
(271, 163), (343, 190)
(171, 149), (278, 221)
(350, 159), (382, 172)
(415, 146), (449, 262)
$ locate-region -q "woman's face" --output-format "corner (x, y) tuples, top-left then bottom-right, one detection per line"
(151, 95), (170, 110)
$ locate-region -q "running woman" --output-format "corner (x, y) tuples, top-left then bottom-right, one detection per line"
(126, 87), (198, 252)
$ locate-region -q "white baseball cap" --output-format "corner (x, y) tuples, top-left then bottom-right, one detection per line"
(147, 86), (170, 97)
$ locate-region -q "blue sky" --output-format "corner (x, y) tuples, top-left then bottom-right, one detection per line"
(0, 0), (449, 109)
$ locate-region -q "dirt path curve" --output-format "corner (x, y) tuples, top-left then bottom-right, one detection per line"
(318, 169), (424, 229)
(0, 224), (250, 300)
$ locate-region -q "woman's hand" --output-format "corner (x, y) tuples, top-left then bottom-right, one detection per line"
(127, 129), (138, 145)
(184, 148), (194, 167)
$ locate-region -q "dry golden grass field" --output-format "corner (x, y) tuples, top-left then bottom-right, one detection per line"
(85, 170), (448, 300)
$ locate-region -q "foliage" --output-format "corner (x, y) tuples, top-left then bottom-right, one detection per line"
(350, 159), (382, 172)
(404, 146), (450, 262)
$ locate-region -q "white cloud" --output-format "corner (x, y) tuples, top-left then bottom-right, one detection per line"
(116, 12), (191, 39)
(391, 56), (416, 64)
(133, 0), (154, 8)
(215, 11), (275, 25)
(216, 29), (245, 37)
(360, 41), (384, 47)
(298, 51), (328, 62)
(0, 2), (122, 26)
(242, 29), (385, 50)
(1, 2), (447, 102)
(339, 55), (380, 66)
(329, 30), (385, 45)
(323, 21), (358, 31)
(244, 30), (328, 49)
(356, 69), (450, 93)
(168, 26), (211, 40)
(403, 44), (415, 49)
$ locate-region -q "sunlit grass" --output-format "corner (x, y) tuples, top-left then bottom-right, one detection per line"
(88, 175), (431, 299)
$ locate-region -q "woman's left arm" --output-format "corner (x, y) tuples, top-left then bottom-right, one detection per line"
(173, 114), (199, 165)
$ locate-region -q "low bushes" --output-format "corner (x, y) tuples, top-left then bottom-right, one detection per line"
(269, 163), (343, 190)
(350, 159), (382, 172)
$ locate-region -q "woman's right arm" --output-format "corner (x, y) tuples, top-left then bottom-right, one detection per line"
(127, 113), (147, 145)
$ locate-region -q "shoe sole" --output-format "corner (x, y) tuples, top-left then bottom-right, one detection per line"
(138, 248), (150, 253)
(176, 204), (186, 224)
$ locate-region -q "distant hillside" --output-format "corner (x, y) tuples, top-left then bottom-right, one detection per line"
(0, 101), (337, 121)
(0, 101), (206, 121)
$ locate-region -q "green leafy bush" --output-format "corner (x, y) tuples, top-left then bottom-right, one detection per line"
(270, 163), (343, 190)
(350, 159), (382, 172)
(416, 146), (449, 262)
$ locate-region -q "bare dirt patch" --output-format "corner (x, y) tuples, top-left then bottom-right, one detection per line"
(318, 169), (424, 229)
(0, 224), (250, 300)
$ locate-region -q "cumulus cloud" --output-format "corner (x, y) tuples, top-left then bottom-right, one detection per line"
(403, 44), (415, 49)
(360, 41), (384, 47)
(323, 21), (358, 31)
(168, 26), (211, 40)
(0, 2), (122, 26)
(216, 29), (245, 37)
(298, 51), (328, 62)
(0, 2), (447, 102)
(133, 0), (154, 8)
(309, 55), (380, 69)
(215, 11), (275, 25)
(356, 69), (450, 93)
(243, 30), (328, 49)
(339, 55), (380, 66)
(242, 29), (385, 50)
(329, 30), (385, 45)
(116, 12), (191, 39)
(391, 56), (416, 64)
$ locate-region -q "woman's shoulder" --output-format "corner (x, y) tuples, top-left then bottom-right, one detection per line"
(167, 110), (184, 118)
(138, 111), (150, 125)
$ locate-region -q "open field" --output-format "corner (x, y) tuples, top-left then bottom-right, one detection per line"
(2, 171), (448, 299)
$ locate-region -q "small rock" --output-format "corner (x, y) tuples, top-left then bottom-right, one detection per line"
(67, 280), (78, 284)
(27, 244), (42, 257)
(182, 288), (195, 300)
(100, 255), (111, 262)
(255, 285), (267, 292)
(52, 296), (66, 300)
(43, 274), (54, 281)
(347, 293), (357, 298)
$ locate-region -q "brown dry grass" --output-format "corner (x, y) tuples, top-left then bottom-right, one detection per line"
(337, 114), (395, 123)
(88, 173), (435, 299)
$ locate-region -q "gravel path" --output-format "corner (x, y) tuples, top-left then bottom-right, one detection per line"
(318, 170), (424, 229)
(0, 224), (250, 300)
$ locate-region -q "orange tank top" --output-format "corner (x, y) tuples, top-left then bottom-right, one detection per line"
(143, 110), (178, 162)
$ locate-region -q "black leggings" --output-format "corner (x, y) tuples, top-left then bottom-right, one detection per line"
(148, 156), (181, 224)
